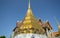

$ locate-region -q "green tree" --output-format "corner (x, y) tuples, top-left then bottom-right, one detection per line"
(0, 36), (6, 38)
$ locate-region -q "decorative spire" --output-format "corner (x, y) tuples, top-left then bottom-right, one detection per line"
(56, 19), (60, 26)
(54, 16), (60, 26)
(54, 16), (60, 34)
(28, 0), (30, 8)
(18, 0), (45, 34)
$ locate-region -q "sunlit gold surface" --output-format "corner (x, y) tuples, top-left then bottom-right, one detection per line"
(13, 0), (53, 36)
(18, 1), (45, 34)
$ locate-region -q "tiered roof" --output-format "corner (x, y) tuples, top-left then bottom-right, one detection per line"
(13, 0), (52, 36)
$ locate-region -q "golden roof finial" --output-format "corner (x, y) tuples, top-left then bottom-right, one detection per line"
(18, 0), (45, 34)
(28, 0), (30, 8)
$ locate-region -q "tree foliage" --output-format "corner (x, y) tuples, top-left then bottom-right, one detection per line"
(0, 36), (6, 38)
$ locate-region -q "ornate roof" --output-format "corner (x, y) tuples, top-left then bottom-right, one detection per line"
(19, 0), (45, 34)
(13, 0), (52, 36)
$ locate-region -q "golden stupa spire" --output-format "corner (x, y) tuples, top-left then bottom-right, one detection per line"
(26, 0), (32, 16)
(28, 0), (30, 8)
(19, 0), (45, 34)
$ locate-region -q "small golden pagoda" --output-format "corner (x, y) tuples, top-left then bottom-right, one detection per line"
(13, 0), (52, 36)
(52, 18), (60, 37)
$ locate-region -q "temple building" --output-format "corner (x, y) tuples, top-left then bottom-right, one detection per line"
(11, 0), (60, 38)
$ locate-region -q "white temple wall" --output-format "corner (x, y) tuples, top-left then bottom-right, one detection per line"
(14, 34), (47, 38)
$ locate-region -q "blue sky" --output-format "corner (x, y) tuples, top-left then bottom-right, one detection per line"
(0, 0), (60, 38)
